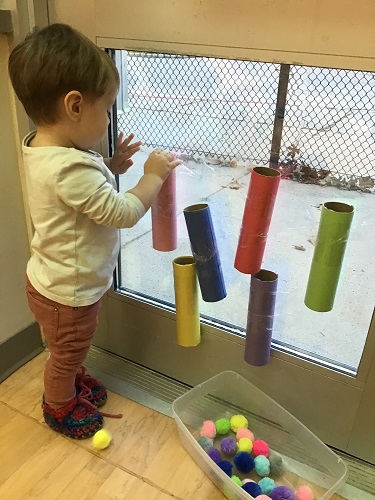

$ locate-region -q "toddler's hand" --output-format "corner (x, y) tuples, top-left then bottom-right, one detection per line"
(145, 149), (181, 181)
(110, 132), (142, 174)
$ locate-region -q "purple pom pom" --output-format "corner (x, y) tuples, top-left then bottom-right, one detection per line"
(243, 482), (262, 497)
(208, 448), (222, 463)
(221, 437), (237, 455)
(217, 460), (233, 477)
(233, 451), (255, 474)
(270, 486), (297, 500)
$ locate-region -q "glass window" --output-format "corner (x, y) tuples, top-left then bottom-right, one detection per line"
(114, 51), (375, 374)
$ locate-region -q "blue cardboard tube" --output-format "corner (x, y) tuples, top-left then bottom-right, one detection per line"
(183, 203), (226, 302)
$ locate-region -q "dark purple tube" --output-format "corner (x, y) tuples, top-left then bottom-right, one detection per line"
(245, 269), (278, 366)
(183, 203), (226, 302)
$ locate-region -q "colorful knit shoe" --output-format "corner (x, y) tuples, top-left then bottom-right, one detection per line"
(43, 396), (103, 439)
(76, 367), (107, 407)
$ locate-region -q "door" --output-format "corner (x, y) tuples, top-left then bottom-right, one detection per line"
(47, 0), (375, 464)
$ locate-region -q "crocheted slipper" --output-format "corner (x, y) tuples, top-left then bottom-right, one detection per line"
(76, 367), (107, 407)
(43, 396), (103, 439)
(43, 395), (123, 440)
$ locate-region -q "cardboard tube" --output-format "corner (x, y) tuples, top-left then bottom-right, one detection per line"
(305, 201), (354, 312)
(234, 167), (281, 275)
(183, 204), (226, 302)
(151, 169), (177, 251)
(245, 269), (278, 366)
(173, 256), (201, 347)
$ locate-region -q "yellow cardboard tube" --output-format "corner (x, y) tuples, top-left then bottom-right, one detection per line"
(173, 256), (201, 347)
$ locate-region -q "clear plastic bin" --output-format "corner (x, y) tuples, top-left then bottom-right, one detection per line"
(172, 371), (347, 500)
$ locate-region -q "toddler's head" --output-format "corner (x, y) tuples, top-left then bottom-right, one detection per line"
(9, 23), (119, 149)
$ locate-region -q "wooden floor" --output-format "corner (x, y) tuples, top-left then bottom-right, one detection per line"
(0, 353), (346, 500)
(0, 353), (229, 499)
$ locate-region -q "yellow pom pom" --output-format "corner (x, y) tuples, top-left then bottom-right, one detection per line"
(92, 429), (112, 450)
(230, 415), (248, 433)
(237, 437), (253, 453)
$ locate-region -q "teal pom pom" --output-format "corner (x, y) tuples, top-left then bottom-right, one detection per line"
(259, 477), (277, 495)
(198, 436), (213, 452)
(255, 455), (270, 476)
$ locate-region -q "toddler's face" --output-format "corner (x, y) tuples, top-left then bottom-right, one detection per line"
(78, 85), (118, 150)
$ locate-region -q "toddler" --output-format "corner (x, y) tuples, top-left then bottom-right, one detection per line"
(8, 23), (179, 438)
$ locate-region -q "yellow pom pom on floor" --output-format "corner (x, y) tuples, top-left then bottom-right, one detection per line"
(92, 429), (112, 450)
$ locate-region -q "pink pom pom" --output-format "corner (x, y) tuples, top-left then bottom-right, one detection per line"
(236, 428), (254, 442)
(253, 439), (270, 457)
(200, 420), (216, 439)
(257, 496), (272, 500)
(296, 485), (314, 500)
(242, 479), (255, 485)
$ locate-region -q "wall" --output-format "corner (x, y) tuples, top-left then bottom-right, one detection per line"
(49, 0), (375, 71)
(0, 33), (34, 344)
(0, 2), (45, 378)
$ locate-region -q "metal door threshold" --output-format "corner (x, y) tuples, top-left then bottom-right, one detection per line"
(86, 346), (375, 498)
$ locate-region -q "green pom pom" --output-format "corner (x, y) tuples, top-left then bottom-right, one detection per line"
(231, 475), (242, 487)
(215, 418), (231, 435)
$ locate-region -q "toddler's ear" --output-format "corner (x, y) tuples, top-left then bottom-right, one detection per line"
(64, 91), (83, 122)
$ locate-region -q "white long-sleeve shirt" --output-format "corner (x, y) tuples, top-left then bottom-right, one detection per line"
(22, 131), (145, 307)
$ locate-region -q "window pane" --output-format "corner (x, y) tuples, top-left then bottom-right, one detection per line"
(116, 51), (375, 373)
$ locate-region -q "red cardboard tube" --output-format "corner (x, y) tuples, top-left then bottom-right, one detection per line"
(234, 167), (280, 275)
(151, 169), (177, 252)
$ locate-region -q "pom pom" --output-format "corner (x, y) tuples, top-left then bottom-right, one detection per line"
(270, 486), (297, 500)
(231, 475), (242, 487)
(230, 414), (248, 432)
(242, 482), (262, 497)
(255, 455), (270, 477)
(259, 477), (277, 495)
(233, 451), (255, 474)
(207, 448), (222, 463)
(92, 429), (112, 450)
(200, 420), (216, 439)
(215, 418), (231, 435)
(242, 479), (255, 485)
(221, 437), (237, 455)
(237, 437), (253, 453)
(257, 496), (272, 500)
(236, 428), (254, 442)
(296, 485), (314, 500)
(253, 439), (270, 457)
(269, 451), (284, 476)
(198, 436), (213, 452)
(217, 460), (233, 477)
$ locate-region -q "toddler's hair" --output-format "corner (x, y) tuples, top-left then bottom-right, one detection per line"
(8, 23), (119, 125)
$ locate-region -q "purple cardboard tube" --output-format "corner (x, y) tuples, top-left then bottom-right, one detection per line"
(244, 269), (278, 366)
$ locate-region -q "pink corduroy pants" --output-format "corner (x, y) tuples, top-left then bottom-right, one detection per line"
(26, 277), (101, 409)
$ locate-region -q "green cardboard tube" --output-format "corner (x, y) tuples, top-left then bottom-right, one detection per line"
(304, 202), (354, 312)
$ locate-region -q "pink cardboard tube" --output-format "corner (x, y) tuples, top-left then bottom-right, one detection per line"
(151, 169), (177, 252)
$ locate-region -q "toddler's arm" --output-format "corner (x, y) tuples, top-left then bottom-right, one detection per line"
(54, 150), (179, 229)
